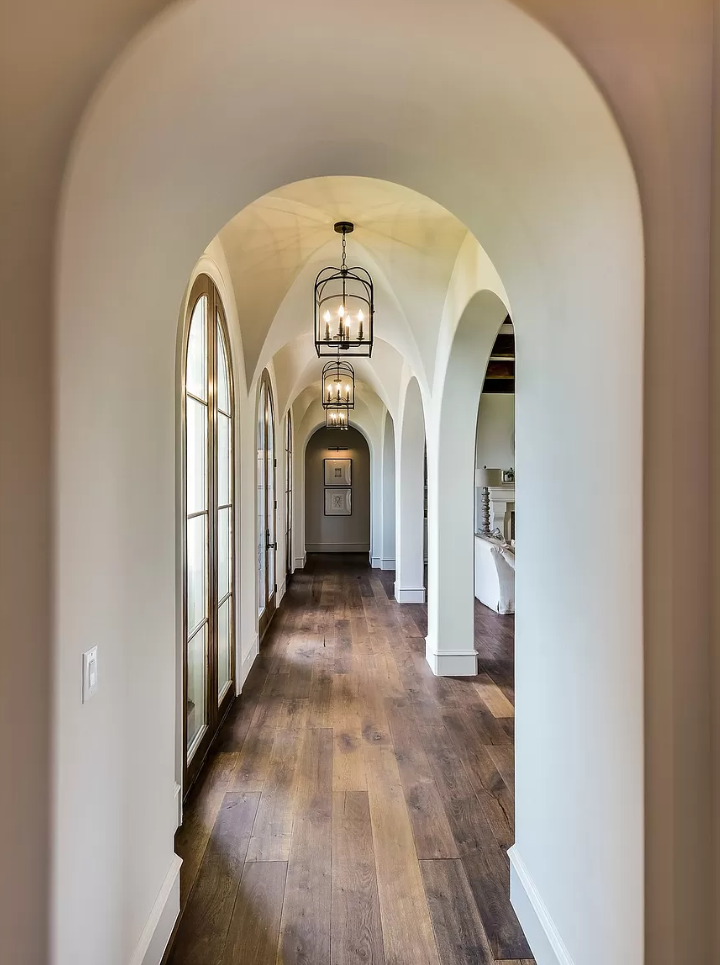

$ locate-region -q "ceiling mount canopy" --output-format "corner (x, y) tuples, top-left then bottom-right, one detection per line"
(315, 221), (374, 357)
(322, 357), (355, 411)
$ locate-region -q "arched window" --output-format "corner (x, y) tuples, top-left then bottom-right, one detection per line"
(183, 274), (235, 788)
(257, 372), (276, 639)
(285, 411), (293, 578)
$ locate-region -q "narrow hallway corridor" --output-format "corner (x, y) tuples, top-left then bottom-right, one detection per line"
(168, 555), (532, 965)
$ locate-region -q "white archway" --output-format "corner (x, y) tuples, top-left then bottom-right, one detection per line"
(395, 378), (427, 604)
(381, 411), (396, 571)
(293, 404), (380, 573)
(53, 3), (644, 965)
(426, 290), (509, 674)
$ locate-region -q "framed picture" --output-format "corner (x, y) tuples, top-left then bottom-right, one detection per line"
(324, 457), (352, 487)
(325, 488), (352, 516)
(502, 469), (515, 484)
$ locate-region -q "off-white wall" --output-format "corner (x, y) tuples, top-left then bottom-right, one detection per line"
(304, 427), (370, 553)
(1, 3), (716, 965)
(475, 394), (515, 472)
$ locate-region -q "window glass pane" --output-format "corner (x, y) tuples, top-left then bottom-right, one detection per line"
(218, 413), (231, 507)
(267, 393), (275, 593)
(187, 398), (207, 515)
(217, 323), (230, 414)
(218, 506), (231, 601)
(187, 514), (207, 633)
(187, 624), (207, 753)
(186, 295), (207, 400)
(217, 597), (231, 699)
(257, 386), (266, 615)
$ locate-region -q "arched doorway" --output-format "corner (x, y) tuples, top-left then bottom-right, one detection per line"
(52, 4), (650, 963)
(182, 273), (236, 790)
(285, 410), (293, 579)
(258, 371), (277, 640)
(304, 425), (370, 557)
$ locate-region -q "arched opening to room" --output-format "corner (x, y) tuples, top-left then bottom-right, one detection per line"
(53, 3), (647, 962)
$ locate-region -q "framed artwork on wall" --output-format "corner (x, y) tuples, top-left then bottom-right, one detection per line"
(325, 488), (352, 516)
(324, 457), (352, 487)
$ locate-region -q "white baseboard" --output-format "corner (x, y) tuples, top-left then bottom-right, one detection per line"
(425, 638), (478, 676)
(128, 854), (182, 965)
(509, 846), (575, 965)
(294, 555), (306, 570)
(394, 584), (426, 604)
(306, 542), (371, 552)
(371, 556), (382, 569)
(381, 558), (395, 571)
(174, 782), (182, 831)
(238, 635), (259, 690)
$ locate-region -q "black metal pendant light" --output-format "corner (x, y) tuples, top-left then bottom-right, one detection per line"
(321, 357), (355, 411)
(314, 222), (374, 357)
(325, 408), (349, 430)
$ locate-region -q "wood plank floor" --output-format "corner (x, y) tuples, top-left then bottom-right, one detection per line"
(167, 554), (533, 965)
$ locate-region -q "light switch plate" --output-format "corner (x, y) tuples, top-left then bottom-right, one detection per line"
(82, 646), (98, 703)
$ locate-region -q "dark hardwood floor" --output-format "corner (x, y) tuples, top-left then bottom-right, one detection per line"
(168, 553), (532, 965)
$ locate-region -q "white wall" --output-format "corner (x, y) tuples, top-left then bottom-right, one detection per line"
(476, 393), (515, 472)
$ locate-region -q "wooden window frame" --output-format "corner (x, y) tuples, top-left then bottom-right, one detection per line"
(258, 371), (277, 641)
(182, 273), (236, 794)
(285, 410), (293, 579)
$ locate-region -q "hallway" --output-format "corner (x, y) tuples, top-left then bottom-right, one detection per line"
(169, 555), (532, 965)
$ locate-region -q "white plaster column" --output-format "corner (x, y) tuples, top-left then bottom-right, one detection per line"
(370, 427), (383, 568)
(395, 380), (426, 603)
(291, 405), (307, 571)
(426, 291), (507, 675)
(381, 413), (396, 570)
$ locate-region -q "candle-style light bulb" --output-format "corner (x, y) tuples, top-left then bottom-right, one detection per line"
(346, 384), (350, 399)
(338, 304), (345, 318)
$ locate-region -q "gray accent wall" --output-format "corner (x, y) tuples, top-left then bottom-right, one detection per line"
(305, 426), (370, 553)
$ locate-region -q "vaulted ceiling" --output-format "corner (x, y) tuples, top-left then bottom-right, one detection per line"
(213, 176), (474, 413)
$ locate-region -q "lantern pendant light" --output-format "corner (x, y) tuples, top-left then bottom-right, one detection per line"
(325, 408), (349, 430)
(321, 356), (355, 412)
(314, 222), (374, 357)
